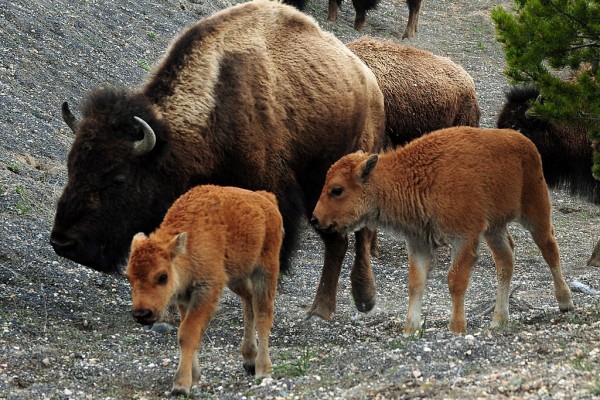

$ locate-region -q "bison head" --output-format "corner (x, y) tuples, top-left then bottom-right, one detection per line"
(50, 88), (182, 273)
(311, 152), (379, 234)
(126, 232), (186, 325)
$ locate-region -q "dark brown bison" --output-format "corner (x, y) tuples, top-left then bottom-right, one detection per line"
(50, 0), (386, 319)
(496, 86), (600, 267)
(348, 37), (480, 146)
(284, 0), (422, 38)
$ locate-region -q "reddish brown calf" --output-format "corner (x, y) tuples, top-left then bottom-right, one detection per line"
(126, 185), (283, 395)
(312, 127), (574, 334)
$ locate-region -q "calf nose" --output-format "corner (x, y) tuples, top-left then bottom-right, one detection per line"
(132, 309), (155, 325)
(310, 215), (319, 227)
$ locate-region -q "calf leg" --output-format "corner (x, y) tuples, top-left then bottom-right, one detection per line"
(402, 0), (422, 39)
(521, 183), (574, 311)
(251, 265), (278, 378)
(228, 279), (258, 375)
(528, 225), (574, 311)
(307, 232), (349, 320)
(447, 238), (479, 334)
(351, 227), (377, 313)
(484, 228), (515, 328)
(172, 288), (222, 396)
(404, 237), (434, 335)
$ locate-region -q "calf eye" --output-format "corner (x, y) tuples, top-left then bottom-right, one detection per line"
(157, 273), (168, 285)
(330, 187), (344, 197)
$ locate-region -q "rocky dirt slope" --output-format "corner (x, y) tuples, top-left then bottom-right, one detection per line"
(1, 0), (599, 399)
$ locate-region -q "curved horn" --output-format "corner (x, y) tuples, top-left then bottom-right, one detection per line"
(132, 116), (157, 156)
(61, 102), (78, 133)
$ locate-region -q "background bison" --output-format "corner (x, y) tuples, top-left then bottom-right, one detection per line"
(284, 0), (422, 38)
(348, 37), (480, 146)
(496, 86), (600, 267)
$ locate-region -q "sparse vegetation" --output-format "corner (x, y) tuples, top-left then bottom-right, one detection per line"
(1, 0), (599, 399)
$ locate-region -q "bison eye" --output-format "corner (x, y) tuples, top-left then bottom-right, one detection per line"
(112, 174), (126, 185)
(330, 187), (344, 197)
(157, 273), (168, 285)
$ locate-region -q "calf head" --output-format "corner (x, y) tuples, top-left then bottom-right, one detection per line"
(311, 152), (379, 234)
(126, 232), (187, 325)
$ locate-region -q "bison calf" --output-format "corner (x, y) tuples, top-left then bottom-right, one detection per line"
(312, 126), (574, 334)
(126, 185), (283, 395)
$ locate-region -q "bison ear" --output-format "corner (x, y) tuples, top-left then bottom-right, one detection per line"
(359, 154), (379, 182)
(170, 232), (187, 258)
(355, 149), (365, 154)
(131, 232), (147, 247)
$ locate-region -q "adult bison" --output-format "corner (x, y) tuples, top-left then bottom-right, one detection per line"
(347, 37), (480, 146)
(50, 0), (386, 319)
(284, 0), (422, 38)
(497, 85), (600, 267)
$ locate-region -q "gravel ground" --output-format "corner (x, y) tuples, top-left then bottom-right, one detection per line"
(1, 0), (599, 399)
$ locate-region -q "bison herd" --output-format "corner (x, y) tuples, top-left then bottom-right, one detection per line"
(47, 0), (597, 395)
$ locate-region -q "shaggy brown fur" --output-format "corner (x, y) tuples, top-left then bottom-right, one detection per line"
(348, 37), (480, 146)
(312, 126), (574, 334)
(51, 1), (385, 322)
(126, 185), (283, 395)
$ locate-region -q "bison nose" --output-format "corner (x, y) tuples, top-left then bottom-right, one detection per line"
(132, 309), (155, 325)
(49, 231), (77, 255)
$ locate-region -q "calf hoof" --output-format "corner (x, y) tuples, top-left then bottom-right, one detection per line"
(171, 386), (190, 397)
(559, 301), (575, 313)
(449, 320), (467, 335)
(243, 362), (256, 376)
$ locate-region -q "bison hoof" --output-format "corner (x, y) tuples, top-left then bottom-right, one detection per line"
(243, 362), (256, 376)
(305, 302), (334, 320)
(354, 296), (376, 313)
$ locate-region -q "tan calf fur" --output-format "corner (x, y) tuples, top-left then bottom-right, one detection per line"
(312, 126), (574, 334)
(126, 185), (283, 395)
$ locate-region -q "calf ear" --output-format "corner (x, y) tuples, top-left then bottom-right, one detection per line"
(359, 154), (379, 182)
(131, 232), (147, 247)
(170, 232), (188, 258)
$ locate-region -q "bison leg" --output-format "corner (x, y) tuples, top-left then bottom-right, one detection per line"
(402, 0), (422, 39)
(172, 289), (221, 396)
(484, 227), (515, 328)
(307, 232), (349, 320)
(587, 239), (600, 267)
(350, 228), (377, 313)
(251, 264), (278, 377)
(228, 279), (258, 375)
(327, 0), (340, 22)
(404, 237), (434, 335)
(353, 10), (367, 31)
(447, 237), (479, 334)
